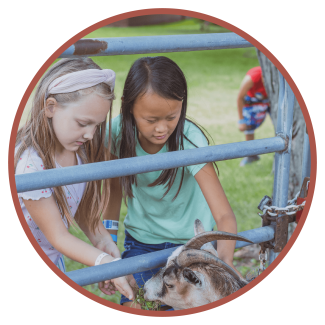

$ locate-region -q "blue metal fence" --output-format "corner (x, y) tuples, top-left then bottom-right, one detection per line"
(69, 226), (275, 286)
(16, 137), (286, 193)
(15, 32), (311, 286)
(59, 33), (253, 58)
(302, 130), (311, 183)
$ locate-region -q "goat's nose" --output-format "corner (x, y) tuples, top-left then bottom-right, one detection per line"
(143, 288), (146, 295)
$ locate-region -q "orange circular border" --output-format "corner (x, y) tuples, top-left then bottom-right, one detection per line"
(8, 8), (317, 317)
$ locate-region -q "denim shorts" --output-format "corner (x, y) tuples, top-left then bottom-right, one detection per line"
(120, 230), (183, 306)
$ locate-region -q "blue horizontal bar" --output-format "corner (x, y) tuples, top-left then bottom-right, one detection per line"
(59, 33), (253, 57)
(301, 131), (311, 183)
(16, 137), (286, 193)
(67, 226), (275, 286)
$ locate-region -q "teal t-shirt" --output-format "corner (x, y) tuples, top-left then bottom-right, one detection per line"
(105, 114), (215, 244)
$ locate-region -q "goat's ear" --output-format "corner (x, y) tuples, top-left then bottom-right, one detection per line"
(201, 242), (218, 258)
(194, 219), (206, 236)
(183, 268), (202, 287)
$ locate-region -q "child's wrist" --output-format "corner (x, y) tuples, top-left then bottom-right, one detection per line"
(95, 252), (112, 266)
(219, 254), (233, 265)
(106, 229), (118, 235)
(224, 259), (236, 268)
(99, 254), (115, 265)
(100, 256), (121, 265)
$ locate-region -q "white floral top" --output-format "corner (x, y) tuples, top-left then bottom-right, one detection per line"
(15, 146), (86, 265)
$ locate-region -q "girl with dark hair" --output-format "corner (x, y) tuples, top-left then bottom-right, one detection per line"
(103, 56), (240, 308)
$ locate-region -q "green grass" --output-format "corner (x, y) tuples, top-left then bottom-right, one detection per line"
(133, 285), (161, 311)
(21, 18), (275, 305)
(87, 18), (231, 37)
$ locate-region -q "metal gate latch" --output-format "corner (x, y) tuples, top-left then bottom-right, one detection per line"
(258, 178), (310, 253)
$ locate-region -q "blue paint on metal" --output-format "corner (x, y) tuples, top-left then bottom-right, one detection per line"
(301, 130), (311, 183)
(59, 33), (253, 58)
(16, 137), (286, 193)
(66, 226), (275, 286)
(269, 73), (295, 264)
(233, 225), (275, 248)
(272, 73), (295, 207)
(14, 31), (303, 277)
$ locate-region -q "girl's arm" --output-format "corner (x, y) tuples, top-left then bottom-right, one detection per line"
(75, 154), (121, 256)
(23, 196), (135, 299)
(99, 154), (137, 295)
(194, 162), (241, 275)
(76, 209), (120, 259)
(101, 154), (122, 237)
(23, 196), (111, 266)
(76, 207), (136, 296)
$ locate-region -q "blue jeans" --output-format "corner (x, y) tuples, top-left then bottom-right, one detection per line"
(120, 230), (183, 307)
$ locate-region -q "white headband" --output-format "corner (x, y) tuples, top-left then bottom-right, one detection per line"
(46, 69), (116, 98)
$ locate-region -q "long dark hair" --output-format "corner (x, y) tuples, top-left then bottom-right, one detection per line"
(119, 56), (217, 201)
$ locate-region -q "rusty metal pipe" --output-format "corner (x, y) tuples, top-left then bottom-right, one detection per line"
(59, 33), (253, 57)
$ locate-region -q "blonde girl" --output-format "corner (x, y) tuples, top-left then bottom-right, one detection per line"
(15, 57), (135, 299)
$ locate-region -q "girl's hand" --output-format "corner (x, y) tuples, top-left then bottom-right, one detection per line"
(99, 275), (137, 297)
(96, 238), (121, 295)
(95, 237), (121, 259)
(98, 278), (118, 295)
(98, 256), (136, 298)
(110, 275), (137, 300)
(238, 123), (247, 132)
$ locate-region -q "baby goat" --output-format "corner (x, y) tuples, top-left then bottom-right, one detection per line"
(143, 219), (253, 310)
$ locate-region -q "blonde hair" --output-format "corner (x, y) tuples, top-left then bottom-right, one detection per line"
(15, 57), (113, 233)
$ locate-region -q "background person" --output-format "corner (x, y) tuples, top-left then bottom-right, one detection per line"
(237, 66), (270, 166)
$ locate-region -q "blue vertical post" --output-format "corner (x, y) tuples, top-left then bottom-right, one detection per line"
(301, 127), (311, 183)
(269, 72), (295, 264)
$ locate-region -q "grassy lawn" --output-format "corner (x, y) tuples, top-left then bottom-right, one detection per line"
(20, 18), (275, 304)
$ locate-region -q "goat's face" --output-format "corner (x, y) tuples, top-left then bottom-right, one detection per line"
(143, 219), (252, 310)
(144, 261), (220, 309)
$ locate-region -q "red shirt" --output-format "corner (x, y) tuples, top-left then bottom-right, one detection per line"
(246, 66), (268, 98)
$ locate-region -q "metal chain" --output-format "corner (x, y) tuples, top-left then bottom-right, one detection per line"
(259, 182), (309, 218)
(255, 180), (310, 277)
(260, 201), (306, 217)
(258, 250), (267, 275)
